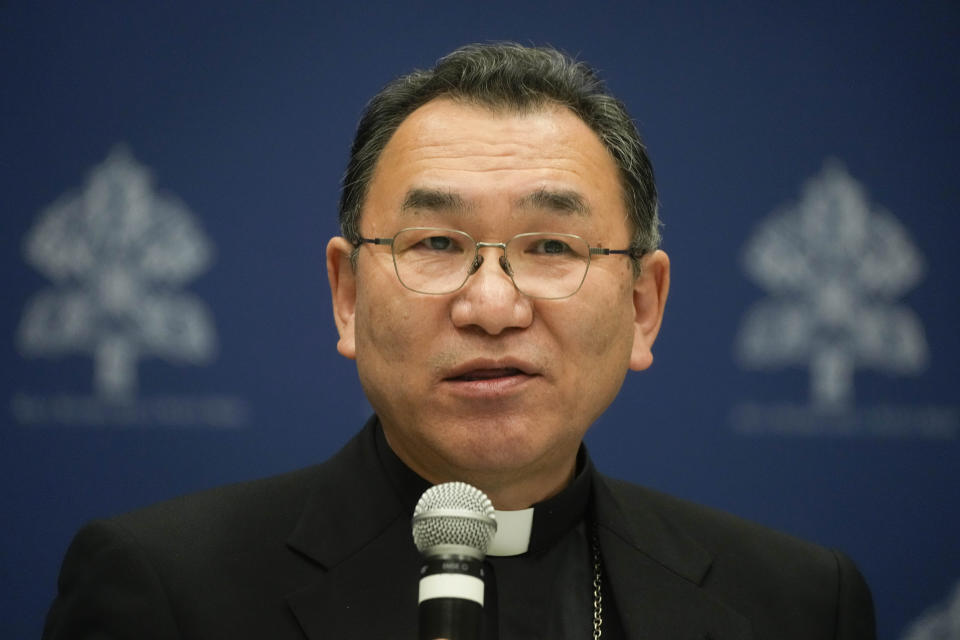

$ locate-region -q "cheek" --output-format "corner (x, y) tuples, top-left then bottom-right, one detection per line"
(547, 305), (633, 426)
(562, 281), (636, 360)
(355, 293), (413, 364)
(571, 314), (633, 364)
(354, 276), (451, 371)
(354, 294), (418, 412)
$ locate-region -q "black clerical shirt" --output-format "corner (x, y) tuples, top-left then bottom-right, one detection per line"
(374, 425), (626, 640)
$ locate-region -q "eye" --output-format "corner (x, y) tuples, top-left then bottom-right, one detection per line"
(420, 235), (457, 251)
(532, 238), (572, 255)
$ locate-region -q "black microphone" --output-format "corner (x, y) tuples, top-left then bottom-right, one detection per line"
(412, 482), (497, 640)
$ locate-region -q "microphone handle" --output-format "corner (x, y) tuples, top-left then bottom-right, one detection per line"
(418, 554), (485, 640)
(419, 598), (481, 640)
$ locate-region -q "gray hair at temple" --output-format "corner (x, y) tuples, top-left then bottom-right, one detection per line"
(339, 42), (661, 274)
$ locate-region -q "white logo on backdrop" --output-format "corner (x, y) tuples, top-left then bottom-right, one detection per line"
(731, 160), (957, 437)
(13, 147), (248, 427)
(901, 580), (960, 640)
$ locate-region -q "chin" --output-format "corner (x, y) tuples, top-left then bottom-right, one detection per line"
(442, 432), (555, 475)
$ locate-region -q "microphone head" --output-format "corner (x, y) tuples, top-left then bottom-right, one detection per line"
(412, 482), (497, 559)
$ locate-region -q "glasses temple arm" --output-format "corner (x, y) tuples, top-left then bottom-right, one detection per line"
(590, 247), (647, 258)
(356, 237), (394, 247)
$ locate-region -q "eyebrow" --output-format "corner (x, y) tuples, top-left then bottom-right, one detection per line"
(399, 186), (590, 217)
(515, 188), (589, 216)
(401, 188), (471, 214)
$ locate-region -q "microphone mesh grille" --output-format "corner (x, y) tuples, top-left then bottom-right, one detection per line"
(412, 481), (497, 554)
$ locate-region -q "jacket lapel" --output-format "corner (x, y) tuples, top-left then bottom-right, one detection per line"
(594, 476), (754, 640)
(285, 517), (420, 639)
(283, 421), (421, 639)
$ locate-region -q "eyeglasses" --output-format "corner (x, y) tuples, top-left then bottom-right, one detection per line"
(356, 227), (643, 300)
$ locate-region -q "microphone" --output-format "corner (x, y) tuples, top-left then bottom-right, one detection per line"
(412, 482), (497, 640)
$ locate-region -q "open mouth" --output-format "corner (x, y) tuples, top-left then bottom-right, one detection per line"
(450, 367), (526, 382)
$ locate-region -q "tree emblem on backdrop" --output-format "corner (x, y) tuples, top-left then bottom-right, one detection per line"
(17, 147), (217, 402)
(735, 160), (927, 409)
(900, 579), (960, 640)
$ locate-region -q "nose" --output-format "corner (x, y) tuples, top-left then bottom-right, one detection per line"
(450, 246), (533, 335)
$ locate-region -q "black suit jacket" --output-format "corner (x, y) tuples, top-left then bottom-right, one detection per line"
(43, 420), (875, 639)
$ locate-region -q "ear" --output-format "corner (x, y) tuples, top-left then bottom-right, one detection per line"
(629, 250), (670, 371)
(326, 236), (358, 360)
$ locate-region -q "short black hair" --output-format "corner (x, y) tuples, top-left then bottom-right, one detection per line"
(339, 43), (660, 270)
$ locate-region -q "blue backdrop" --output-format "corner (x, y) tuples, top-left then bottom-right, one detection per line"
(3, 2), (958, 638)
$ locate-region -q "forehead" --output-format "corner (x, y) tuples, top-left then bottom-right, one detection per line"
(362, 98), (627, 232)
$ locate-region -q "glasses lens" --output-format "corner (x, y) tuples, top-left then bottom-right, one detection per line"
(392, 228), (475, 294)
(506, 233), (590, 299)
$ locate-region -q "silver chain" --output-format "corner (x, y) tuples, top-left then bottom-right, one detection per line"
(591, 525), (603, 640)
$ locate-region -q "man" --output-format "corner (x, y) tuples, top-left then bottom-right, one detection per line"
(44, 43), (876, 639)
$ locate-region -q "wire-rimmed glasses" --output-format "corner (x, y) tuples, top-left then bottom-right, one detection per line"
(357, 227), (643, 300)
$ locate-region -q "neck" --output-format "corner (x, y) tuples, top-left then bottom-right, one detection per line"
(383, 430), (577, 509)
(475, 465), (577, 510)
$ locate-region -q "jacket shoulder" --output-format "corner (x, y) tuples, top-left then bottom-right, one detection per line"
(598, 475), (876, 639)
(110, 463), (325, 550)
(600, 474), (829, 561)
(44, 427), (377, 639)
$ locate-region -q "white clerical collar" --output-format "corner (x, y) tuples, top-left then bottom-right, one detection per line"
(486, 507), (535, 556)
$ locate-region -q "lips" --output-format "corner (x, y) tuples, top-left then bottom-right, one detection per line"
(451, 367), (525, 382)
(440, 362), (537, 399)
(442, 359), (539, 383)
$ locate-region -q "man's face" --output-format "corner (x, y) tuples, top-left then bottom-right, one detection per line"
(327, 98), (669, 507)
